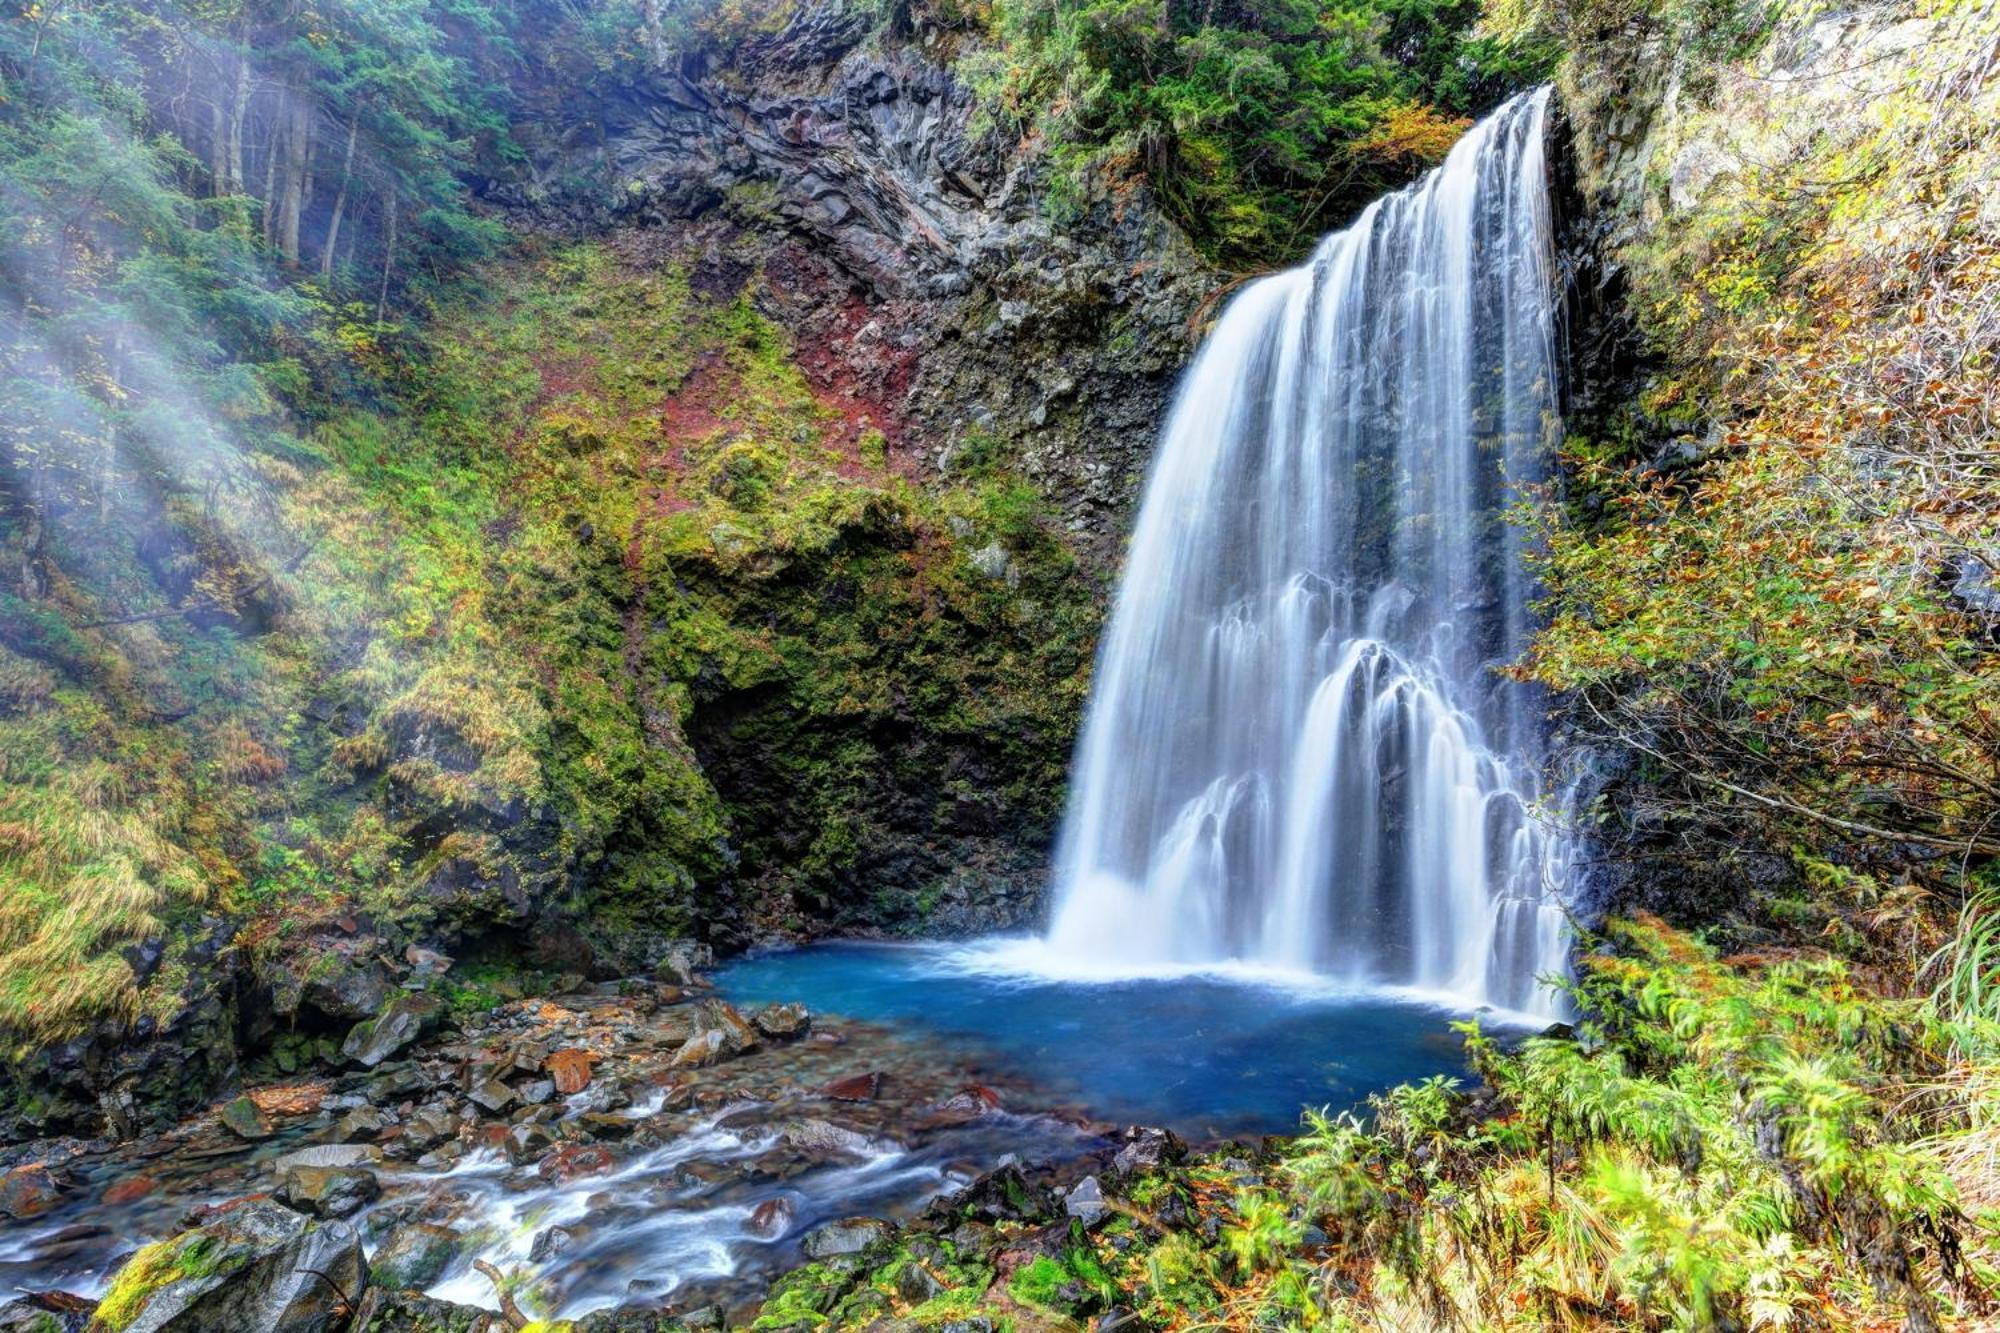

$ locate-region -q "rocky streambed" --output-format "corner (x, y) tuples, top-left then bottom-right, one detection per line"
(0, 953), (1151, 1331)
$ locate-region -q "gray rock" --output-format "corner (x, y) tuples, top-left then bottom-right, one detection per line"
(467, 1078), (515, 1115)
(276, 1165), (381, 1219)
(1064, 1175), (1109, 1226)
(669, 999), (759, 1068)
(801, 1217), (892, 1258)
(340, 995), (444, 1068)
(300, 957), (393, 1021)
(218, 1095), (273, 1141)
(750, 1002), (811, 1040)
(780, 1118), (883, 1158)
(93, 1197), (364, 1333)
(1112, 1126), (1185, 1175)
(0, 1293), (91, 1333)
(346, 1289), (483, 1333)
(271, 1144), (383, 1174)
(334, 1107), (389, 1143)
(368, 1223), (460, 1291)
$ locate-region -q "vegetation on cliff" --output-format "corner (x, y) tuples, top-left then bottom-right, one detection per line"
(1533, 0), (2000, 957)
(960, 0), (1557, 262)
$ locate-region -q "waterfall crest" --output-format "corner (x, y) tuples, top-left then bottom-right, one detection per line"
(1042, 88), (1569, 1017)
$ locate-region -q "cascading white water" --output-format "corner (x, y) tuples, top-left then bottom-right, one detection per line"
(1043, 87), (1569, 1017)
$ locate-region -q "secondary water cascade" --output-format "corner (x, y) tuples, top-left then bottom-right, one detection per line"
(1042, 87), (1571, 1016)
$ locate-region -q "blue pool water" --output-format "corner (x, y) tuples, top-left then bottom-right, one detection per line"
(715, 940), (1517, 1140)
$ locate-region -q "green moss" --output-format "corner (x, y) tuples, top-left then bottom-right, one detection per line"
(93, 1234), (228, 1332)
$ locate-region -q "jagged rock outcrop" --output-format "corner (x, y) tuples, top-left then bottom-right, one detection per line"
(504, 2), (1216, 564)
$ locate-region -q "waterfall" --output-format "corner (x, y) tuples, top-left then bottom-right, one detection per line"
(1043, 88), (1569, 1017)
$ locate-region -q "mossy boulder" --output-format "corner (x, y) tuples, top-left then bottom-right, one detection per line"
(366, 1223), (461, 1291)
(86, 1198), (364, 1333)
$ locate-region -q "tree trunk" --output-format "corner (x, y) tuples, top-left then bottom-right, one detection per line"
(260, 105), (281, 245)
(376, 190), (398, 326)
(226, 51), (250, 195)
(319, 110), (360, 280)
(277, 90), (311, 264)
(210, 98), (229, 196)
(99, 330), (125, 524)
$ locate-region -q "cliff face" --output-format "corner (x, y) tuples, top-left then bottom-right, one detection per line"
(508, 3), (1216, 565)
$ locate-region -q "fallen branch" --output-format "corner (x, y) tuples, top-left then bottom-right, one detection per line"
(473, 1260), (528, 1331)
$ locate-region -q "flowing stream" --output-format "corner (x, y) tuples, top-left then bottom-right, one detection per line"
(1038, 88), (1570, 1016)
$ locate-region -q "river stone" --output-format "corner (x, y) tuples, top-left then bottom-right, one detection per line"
(1064, 1175), (1109, 1226)
(748, 1197), (795, 1238)
(667, 1029), (729, 1069)
(780, 1118), (882, 1158)
(801, 1217), (892, 1258)
(750, 1002), (810, 1040)
(400, 1105), (459, 1150)
(340, 995), (444, 1068)
(694, 999), (758, 1047)
(93, 1197), (364, 1333)
(277, 1165), (381, 1219)
(334, 1106), (389, 1143)
(466, 1077), (515, 1114)
(544, 1047), (593, 1095)
(0, 1165), (66, 1219)
(271, 1144), (383, 1174)
(0, 1292), (93, 1333)
(536, 1143), (616, 1185)
(368, 1223), (460, 1290)
(821, 1071), (882, 1101)
(347, 1290), (483, 1333)
(218, 1095), (273, 1141)
(1112, 1126), (1186, 1175)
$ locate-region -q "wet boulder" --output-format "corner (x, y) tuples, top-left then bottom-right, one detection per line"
(801, 1217), (893, 1258)
(0, 1292), (93, 1333)
(668, 1000), (758, 1068)
(544, 1048), (594, 1095)
(933, 1084), (1003, 1119)
(217, 1096), (273, 1141)
(1111, 1126), (1186, 1176)
(780, 1118), (884, 1158)
(87, 1197), (364, 1333)
(536, 1143), (617, 1186)
(346, 1290), (483, 1333)
(276, 1164), (381, 1219)
(466, 1078), (515, 1115)
(750, 1003), (810, 1040)
(271, 1144), (383, 1174)
(333, 1107), (389, 1143)
(340, 995), (445, 1069)
(0, 1164), (69, 1219)
(367, 1223), (461, 1291)
(748, 1197), (796, 1238)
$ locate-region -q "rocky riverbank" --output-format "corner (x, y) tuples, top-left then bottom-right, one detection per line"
(0, 951), (1203, 1331)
